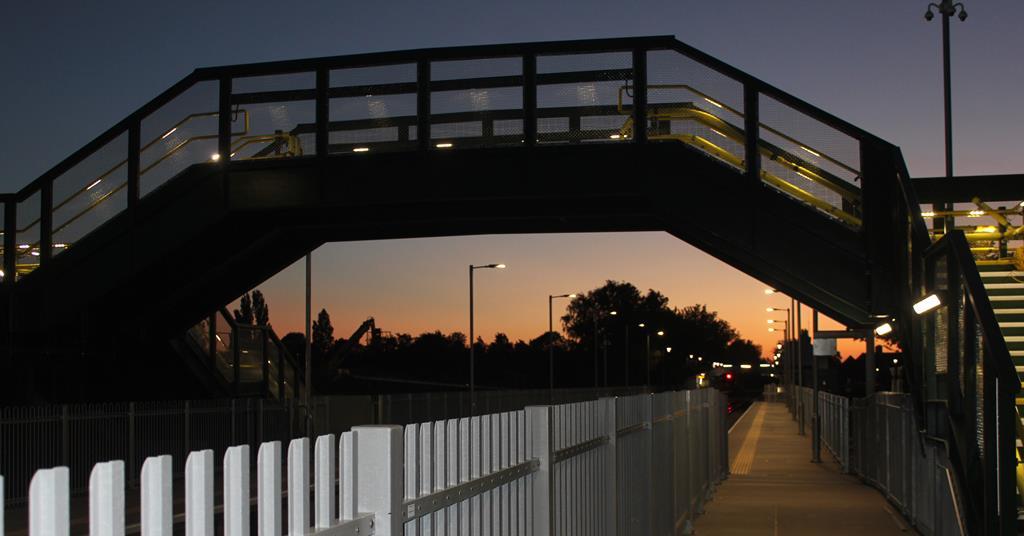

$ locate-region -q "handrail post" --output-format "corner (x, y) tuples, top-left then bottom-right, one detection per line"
(218, 77), (232, 164)
(3, 199), (14, 284)
(743, 84), (759, 183)
(998, 379), (1017, 535)
(315, 67), (329, 158)
(631, 48), (647, 144)
(523, 54), (537, 147)
(416, 60), (430, 151)
(40, 181), (52, 265)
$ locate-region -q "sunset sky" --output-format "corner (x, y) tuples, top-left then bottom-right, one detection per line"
(3, 0), (1023, 359)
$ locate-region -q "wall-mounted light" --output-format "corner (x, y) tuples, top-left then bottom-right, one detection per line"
(874, 323), (893, 336)
(913, 294), (942, 315)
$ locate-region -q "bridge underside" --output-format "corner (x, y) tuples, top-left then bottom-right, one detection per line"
(3, 142), (871, 400)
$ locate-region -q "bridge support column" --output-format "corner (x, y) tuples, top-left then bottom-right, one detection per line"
(865, 332), (875, 397)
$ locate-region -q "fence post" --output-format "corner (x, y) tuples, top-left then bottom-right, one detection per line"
(128, 403), (137, 489)
(185, 450), (213, 536)
(315, 434), (337, 529)
(526, 406), (554, 536)
(599, 397), (618, 536)
(89, 461), (124, 536)
(353, 425), (403, 536)
(184, 401), (191, 453)
(257, 441), (282, 536)
(287, 438), (310, 536)
(61, 405), (69, 468)
(30, 467), (69, 536)
(224, 445), (250, 536)
(141, 455), (172, 536)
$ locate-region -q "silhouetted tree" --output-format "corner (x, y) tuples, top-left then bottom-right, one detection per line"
(252, 290), (270, 327)
(233, 293), (254, 325)
(312, 309), (334, 360)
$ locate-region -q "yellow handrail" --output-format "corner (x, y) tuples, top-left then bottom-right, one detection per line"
(618, 84), (861, 178)
(13, 110), (303, 260)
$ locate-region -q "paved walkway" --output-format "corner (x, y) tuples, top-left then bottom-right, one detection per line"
(694, 402), (914, 535)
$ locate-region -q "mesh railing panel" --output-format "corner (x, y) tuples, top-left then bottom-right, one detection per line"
(758, 94), (862, 226)
(232, 71), (315, 93)
(430, 58), (523, 148)
(139, 80), (220, 197)
(646, 50), (745, 172)
(51, 132), (129, 258)
(537, 52), (631, 144)
(229, 99), (316, 160)
(329, 64), (417, 153)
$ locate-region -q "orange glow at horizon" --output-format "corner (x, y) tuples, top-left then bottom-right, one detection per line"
(245, 232), (877, 360)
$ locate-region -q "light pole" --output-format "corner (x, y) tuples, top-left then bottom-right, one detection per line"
(767, 306), (790, 402)
(469, 263), (506, 415)
(592, 309), (617, 388)
(548, 293), (577, 399)
(925, 0), (967, 234)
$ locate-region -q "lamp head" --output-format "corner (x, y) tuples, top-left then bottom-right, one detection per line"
(958, 8), (967, 21)
(924, 9), (934, 21)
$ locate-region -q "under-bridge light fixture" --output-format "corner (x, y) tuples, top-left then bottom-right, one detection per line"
(740, 364), (752, 369)
(913, 294), (942, 315)
(967, 209), (985, 217)
(920, 211), (936, 218)
(874, 323), (893, 336)
(609, 134), (622, 139)
(353, 147), (370, 153)
(87, 179), (102, 191)
(210, 153), (221, 162)
(436, 142), (454, 149)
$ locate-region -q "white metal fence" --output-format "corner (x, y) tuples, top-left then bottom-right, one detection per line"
(2, 388), (727, 535)
(0, 388), (645, 506)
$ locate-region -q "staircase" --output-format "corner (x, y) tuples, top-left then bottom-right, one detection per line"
(976, 260), (1024, 516)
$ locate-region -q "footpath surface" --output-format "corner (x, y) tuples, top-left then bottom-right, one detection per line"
(694, 401), (915, 535)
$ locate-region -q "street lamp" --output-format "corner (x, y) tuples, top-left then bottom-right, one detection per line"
(548, 293), (577, 397)
(637, 324), (664, 388)
(924, 0), (968, 234)
(469, 263), (506, 414)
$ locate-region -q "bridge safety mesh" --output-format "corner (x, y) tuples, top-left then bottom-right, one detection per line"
(231, 72), (317, 160)
(139, 80), (220, 197)
(537, 51), (632, 145)
(758, 95), (862, 226)
(329, 63), (418, 153)
(431, 57), (523, 147)
(51, 132), (128, 258)
(646, 49), (745, 172)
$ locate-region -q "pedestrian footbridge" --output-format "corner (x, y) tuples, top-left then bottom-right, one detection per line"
(0, 36), (1019, 533)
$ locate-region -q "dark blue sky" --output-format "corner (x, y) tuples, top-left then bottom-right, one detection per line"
(4, 0), (1022, 187)
(2, 0), (1021, 355)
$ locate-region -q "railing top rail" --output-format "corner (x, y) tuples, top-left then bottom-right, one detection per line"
(192, 35), (678, 79)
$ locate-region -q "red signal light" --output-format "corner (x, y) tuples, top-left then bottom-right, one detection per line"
(725, 373), (733, 381)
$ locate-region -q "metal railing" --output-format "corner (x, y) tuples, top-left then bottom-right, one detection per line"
(851, 393), (967, 536)
(0, 386), (647, 506)
(1, 35), (885, 284)
(1, 388), (727, 535)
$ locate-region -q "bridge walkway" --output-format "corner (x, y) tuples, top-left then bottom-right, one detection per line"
(695, 401), (913, 535)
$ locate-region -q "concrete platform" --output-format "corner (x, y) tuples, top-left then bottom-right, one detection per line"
(694, 401), (915, 535)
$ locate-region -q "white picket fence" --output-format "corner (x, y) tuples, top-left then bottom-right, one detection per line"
(3, 389), (727, 536)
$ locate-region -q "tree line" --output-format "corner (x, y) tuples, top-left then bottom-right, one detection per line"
(242, 280), (765, 394)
